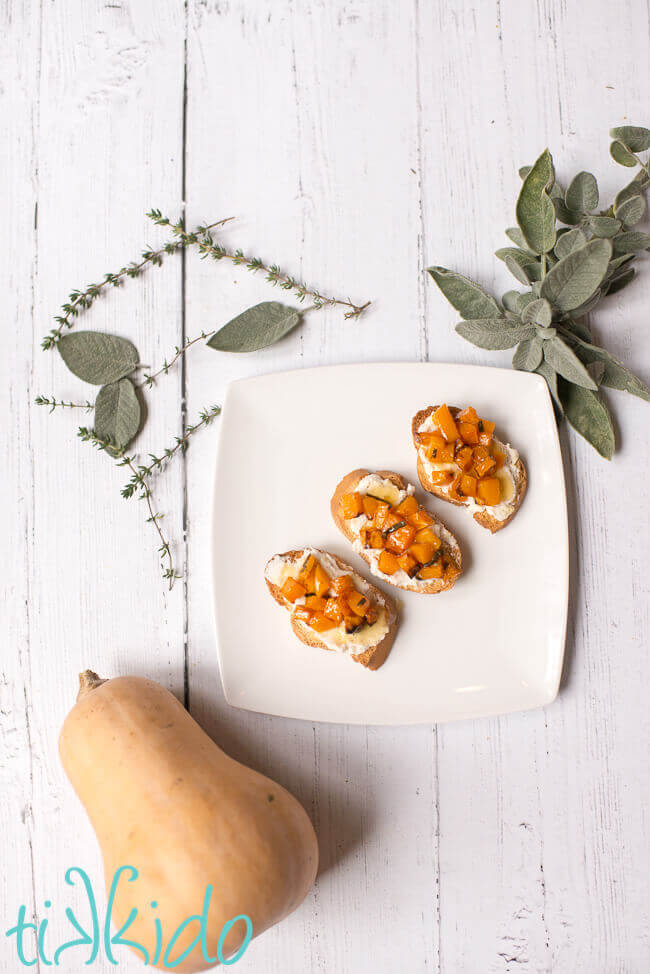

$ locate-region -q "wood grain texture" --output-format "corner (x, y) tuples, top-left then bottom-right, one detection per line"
(2, 0), (649, 971)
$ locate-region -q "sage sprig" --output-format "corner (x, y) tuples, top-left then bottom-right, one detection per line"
(428, 125), (650, 458)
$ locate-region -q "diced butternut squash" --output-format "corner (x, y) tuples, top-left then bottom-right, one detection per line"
(308, 612), (337, 633)
(414, 527), (441, 550)
(367, 530), (384, 549)
(373, 504), (391, 531)
(330, 574), (354, 596)
(395, 495), (418, 517)
(455, 445), (474, 472)
(313, 563), (331, 597)
(427, 470), (454, 487)
(340, 492), (363, 519)
(458, 422), (479, 446)
(347, 589), (370, 616)
(297, 554), (317, 586)
(381, 511), (403, 534)
(422, 433), (446, 460)
(436, 443), (456, 463)
(491, 446), (506, 469)
(294, 606), (313, 623)
(397, 552), (419, 577)
(477, 477), (501, 506)
(305, 595), (327, 612)
(362, 494), (388, 518)
(477, 418), (495, 446)
(472, 446), (496, 478)
(433, 404), (459, 442)
(384, 523), (417, 554)
(344, 614), (364, 633)
(281, 577), (307, 603)
(409, 542), (436, 565)
(417, 561), (443, 580)
(377, 550), (399, 575)
(447, 474), (463, 502)
(457, 406), (479, 424)
(409, 507), (434, 529)
(459, 474), (477, 498)
(324, 597), (345, 623)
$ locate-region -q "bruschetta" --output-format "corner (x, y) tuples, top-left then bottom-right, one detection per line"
(412, 404), (526, 533)
(265, 548), (399, 670)
(331, 469), (462, 594)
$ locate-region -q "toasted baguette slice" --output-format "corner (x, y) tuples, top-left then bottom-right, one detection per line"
(331, 469), (462, 594)
(412, 405), (527, 533)
(265, 548), (399, 670)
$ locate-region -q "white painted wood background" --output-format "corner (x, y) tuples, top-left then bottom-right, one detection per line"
(2, 0), (649, 971)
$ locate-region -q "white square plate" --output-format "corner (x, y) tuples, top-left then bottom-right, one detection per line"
(211, 362), (567, 725)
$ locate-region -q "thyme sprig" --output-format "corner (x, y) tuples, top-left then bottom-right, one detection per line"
(142, 331), (216, 387)
(42, 216), (234, 350)
(121, 405), (221, 494)
(78, 427), (178, 587)
(35, 395), (94, 412)
(148, 209), (371, 319)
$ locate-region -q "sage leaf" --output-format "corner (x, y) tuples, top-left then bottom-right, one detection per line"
(569, 290), (602, 318)
(586, 360), (606, 384)
(552, 197), (581, 226)
(565, 171), (599, 213)
(522, 297), (552, 328)
(427, 267), (501, 319)
(516, 149), (557, 255)
(563, 317), (592, 343)
(456, 318), (535, 350)
(94, 378), (141, 450)
(496, 248), (542, 283)
(207, 301), (300, 353)
(517, 292), (538, 311)
(610, 140), (637, 167)
(612, 231), (650, 255)
(58, 331), (139, 385)
(604, 268), (635, 296)
(615, 176), (645, 210)
(505, 227), (534, 252)
(559, 380), (614, 459)
(502, 290), (523, 313)
(536, 359), (563, 413)
(615, 194), (646, 226)
(587, 216), (621, 238)
(554, 228), (587, 260)
(540, 237), (612, 311)
(607, 253), (635, 273)
(513, 337), (543, 372)
(544, 336), (597, 390)
(609, 125), (650, 152)
(574, 341), (650, 401)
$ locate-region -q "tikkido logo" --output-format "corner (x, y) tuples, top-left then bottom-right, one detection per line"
(5, 866), (253, 968)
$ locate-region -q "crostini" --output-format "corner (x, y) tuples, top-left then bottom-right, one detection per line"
(412, 404), (526, 533)
(331, 470), (462, 594)
(265, 548), (399, 670)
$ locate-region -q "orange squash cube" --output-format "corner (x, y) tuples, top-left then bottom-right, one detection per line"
(397, 552), (419, 576)
(367, 530), (384, 549)
(491, 447), (506, 469)
(436, 443), (456, 463)
(324, 597), (345, 623)
(305, 595), (327, 612)
(414, 527), (441, 549)
(478, 418), (496, 446)
(362, 494), (388, 519)
(281, 577), (307, 603)
(458, 422), (479, 446)
(472, 446), (496, 478)
(477, 477), (501, 506)
(330, 574), (354, 596)
(409, 541), (436, 564)
(409, 507), (435, 529)
(377, 550), (399, 575)
(433, 404), (459, 442)
(455, 445), (474, 471)
(417, 561), (443, 580)
(313, 563), (331, 597)
(421, 433), (446, 460)
(340, 492), (363, 519)
(347, 589), (370, 616)
(395, 495), (418, 517)
(293, 606), (313, 623)
(457, 406), (479, 424)
(427, 470), (454, 487)
(459, 474), (477, 497)
(344, 614), (364, 633)
(309, 611), (337, 633)
(385, 523), (417, 554)
(297, 554), (317, 584)
(381, 510), (403, 534)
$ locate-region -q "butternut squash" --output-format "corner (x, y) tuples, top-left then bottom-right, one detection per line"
(59, 672), (319, 972)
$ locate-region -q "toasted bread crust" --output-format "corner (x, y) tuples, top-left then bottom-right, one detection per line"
(265, 549), (398, 670)
(330, 469), (462, 594)
(412, 406), (527, 534)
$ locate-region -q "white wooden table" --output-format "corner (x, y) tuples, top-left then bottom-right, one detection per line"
(3, 1), (650, 971)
